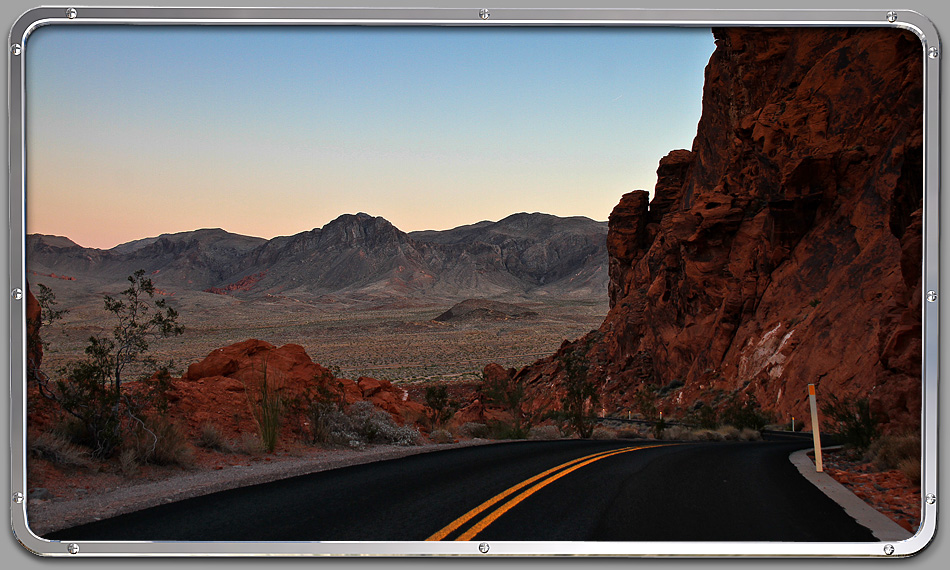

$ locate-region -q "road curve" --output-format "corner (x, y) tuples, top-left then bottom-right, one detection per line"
(43, 439), (875, 542)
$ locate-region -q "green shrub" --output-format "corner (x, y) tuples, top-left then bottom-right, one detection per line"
(37, 271), (184, 459)
(487, 419), (529, 440)
(687, 403), (719, 429)
(821, 395), (880, 451)
(424, 383), (455, 428)
(720, 393), (771, 431)
(560, 345), (598, 438)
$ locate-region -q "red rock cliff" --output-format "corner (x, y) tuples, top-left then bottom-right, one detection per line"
(520, 27), (923, 431)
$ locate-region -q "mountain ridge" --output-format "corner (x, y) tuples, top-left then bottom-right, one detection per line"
(27, 212), (609, 302)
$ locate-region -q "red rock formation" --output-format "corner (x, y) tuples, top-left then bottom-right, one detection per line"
(520, 28), (923, 432)
(167, 339), (426, 441)
(204, 271), (267, 295)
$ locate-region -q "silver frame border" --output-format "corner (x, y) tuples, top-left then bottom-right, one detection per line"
(6, 6), (940, 557)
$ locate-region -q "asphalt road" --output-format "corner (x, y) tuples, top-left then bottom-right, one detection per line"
(43, 438), (875, 542)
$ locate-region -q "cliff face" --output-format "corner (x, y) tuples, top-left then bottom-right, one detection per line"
(521, 27), (923, 431)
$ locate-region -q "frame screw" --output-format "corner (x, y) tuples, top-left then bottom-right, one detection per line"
(479, 9), (490, 20)
(67, 543), (80, 555)
(11, 288), (23, 300)
(926, 493), (936, 505)
(12, 492), (24, 504)
(927, 290), (937, 303)
(478, 542), (490, 553)
(886, 11), (898, 23)
(11, 43), (21, 56)
(66, 7), (78, 19)
(929, 47), (939, 59)
(883, 544), (895, 556)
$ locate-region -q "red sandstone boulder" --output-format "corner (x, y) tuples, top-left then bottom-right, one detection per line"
(168, 339), (427, 441)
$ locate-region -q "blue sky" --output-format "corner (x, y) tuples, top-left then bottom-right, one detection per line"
(26, 25), (714, 249)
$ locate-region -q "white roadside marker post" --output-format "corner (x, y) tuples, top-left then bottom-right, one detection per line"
(808, 384), (823, 472)
(791, 416), (795, 432)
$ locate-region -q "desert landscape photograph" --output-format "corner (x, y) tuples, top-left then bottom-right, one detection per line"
(21, 23), (923, 544)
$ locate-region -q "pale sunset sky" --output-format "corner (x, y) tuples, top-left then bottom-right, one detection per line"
(26, 25), (715, 249)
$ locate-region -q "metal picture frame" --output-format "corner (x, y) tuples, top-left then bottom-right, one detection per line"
(7, 6), (940, 557)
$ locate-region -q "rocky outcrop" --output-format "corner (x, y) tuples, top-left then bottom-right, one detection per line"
(166, 339), (426, 441)
(520, 28), (923, 432)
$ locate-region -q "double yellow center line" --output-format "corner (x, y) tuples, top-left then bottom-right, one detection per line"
(427, 444), (667, 541)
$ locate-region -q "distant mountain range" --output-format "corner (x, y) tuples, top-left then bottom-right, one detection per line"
(27, 213), (608, 302)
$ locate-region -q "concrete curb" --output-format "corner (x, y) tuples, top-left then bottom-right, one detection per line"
(789, 448), (913, 541)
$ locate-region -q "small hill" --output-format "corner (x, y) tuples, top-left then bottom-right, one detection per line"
(433, 298), (538, 322)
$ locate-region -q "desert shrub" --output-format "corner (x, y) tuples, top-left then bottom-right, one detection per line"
(481, 368), (532, 436)
(899, 457), (921, 486)
(738, 428), (761, 441)
(430, 429), (454, 444)
(236, 433), (263, 455)
(720, 393), (771, 432)
(687, 403), (719, 429)
(487, 419), (529, 440)
(28, 432), (90, 467)
(307, 401), (359, 447)
(128, 415), (194, 468)
(691, 429), (725, 442)
(307, 400), (420, 448)
(459, 422), (490, 439)
(119, 447), (140, 477)
(35, 272), (183, 459)
(660, 425), (687, 440)
(197, 422), (232, 452)
(822, 396), (880, 451)
(424, 384), (456, 428)
(866, 433), (920, 471)
(716, 426), (741, 440)
(347, 401), (420, 446)
(617, 428), (645, 439)
(559, 345), (599, 438)
(528, 425), (561, 440)
(591, 427), (617, 440)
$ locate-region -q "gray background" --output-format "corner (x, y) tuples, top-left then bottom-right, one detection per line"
(2, 0), (946, 568)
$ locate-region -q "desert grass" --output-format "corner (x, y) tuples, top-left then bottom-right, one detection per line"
(28, 431), (90, 467)
(866, 433), (920, 484)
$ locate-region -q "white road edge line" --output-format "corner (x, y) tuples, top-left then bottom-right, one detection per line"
(789, 448), (912, 542)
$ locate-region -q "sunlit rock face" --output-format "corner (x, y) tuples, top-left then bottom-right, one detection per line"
(518, 27), (923, 432)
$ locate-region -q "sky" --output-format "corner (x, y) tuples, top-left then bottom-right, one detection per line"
(26, 25), (715, 250)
